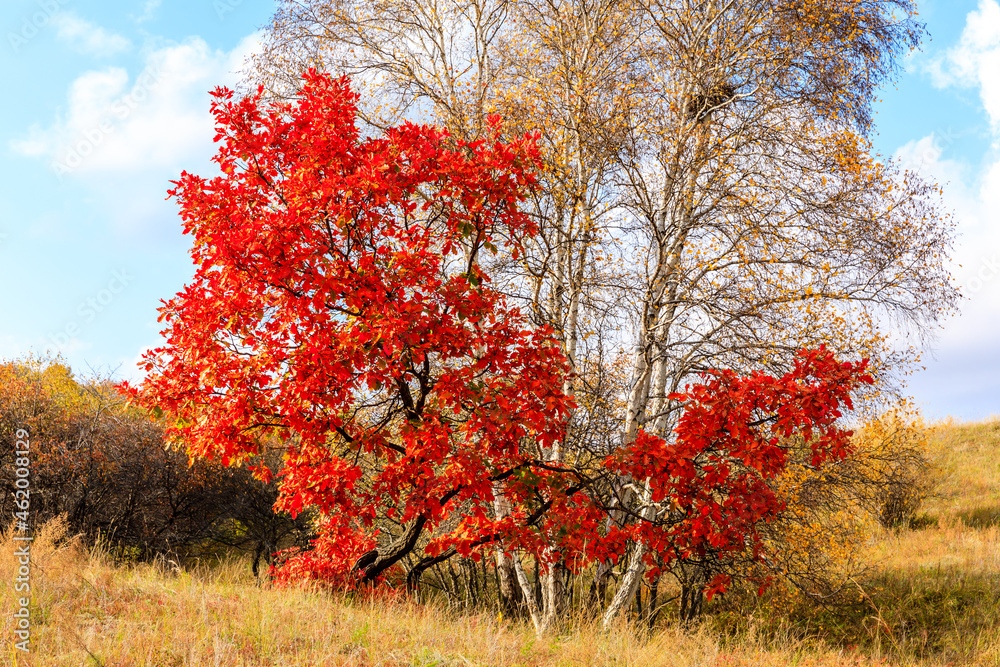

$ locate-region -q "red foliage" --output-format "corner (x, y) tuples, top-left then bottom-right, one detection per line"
(122, 70), (874, 599)
(122, 70), (575, 587)
(611, 347), (873, 597)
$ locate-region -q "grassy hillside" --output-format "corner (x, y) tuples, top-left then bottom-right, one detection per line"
(0, 521), (899, 667)
(3, 418), (1000, 666)
(732, 417), (1000, 665)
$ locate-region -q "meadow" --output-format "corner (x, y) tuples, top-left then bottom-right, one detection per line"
(3, 418), (1000, 666)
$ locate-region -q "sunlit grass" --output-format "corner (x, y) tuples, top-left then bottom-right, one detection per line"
(922, 417), (1000, 521)
(729, 417), (1000, 666)
(2, 517), (903, 666)
(3, 417), (1000, 665)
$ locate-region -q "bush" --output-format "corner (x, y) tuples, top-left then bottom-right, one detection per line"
(0, 356), (312, 569)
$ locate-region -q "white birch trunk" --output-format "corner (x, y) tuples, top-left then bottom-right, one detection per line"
(601, 478), (656, 630)
(512, 552), (544, 635)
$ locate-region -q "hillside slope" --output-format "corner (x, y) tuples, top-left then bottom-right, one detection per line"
(3, 418), (1000, 666)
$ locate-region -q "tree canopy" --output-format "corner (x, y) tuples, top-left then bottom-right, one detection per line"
(125, 68), (888, 634)
(124, 72), (579, 588)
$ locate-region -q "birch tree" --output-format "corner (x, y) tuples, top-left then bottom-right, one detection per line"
(597, 0), (957, 627)
(244, 0), (958, 632)
(251, 0), (635, 635)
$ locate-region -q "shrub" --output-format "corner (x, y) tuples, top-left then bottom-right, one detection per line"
(0, 356), (311, 569)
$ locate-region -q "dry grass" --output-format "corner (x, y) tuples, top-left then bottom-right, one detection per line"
(922, 417), (1000, 522)
(4, 417), (1000, 666)
(858, 417), (1000, 575)
(869, 520), (1000, 574)
(734, 417), (1000, 666)
(2, 518), (900, 666)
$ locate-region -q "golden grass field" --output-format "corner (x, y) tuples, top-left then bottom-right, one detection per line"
(3, 418), (1000, 666)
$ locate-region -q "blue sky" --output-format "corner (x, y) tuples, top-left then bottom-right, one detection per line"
(1, 0), (998, 421)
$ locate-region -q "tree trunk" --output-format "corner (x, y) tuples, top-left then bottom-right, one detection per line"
(602, 539), (648, 630)
(588, 558), (612, 609)
(533, 558), (542, 612)
(647, 568), (661, 629)
(353, 514), (427, 580)
(602, 480), (656, 630)
(540, 556), (565, 633)
(492, 484), (523, 615)
(512, 553), (544, 635)
(679, 582), (704, 625)
(252, 542), (264, 579)
(495, 552), (522, 614)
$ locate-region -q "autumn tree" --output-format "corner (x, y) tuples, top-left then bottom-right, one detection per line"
(604, 347), (873, 624)
(123, 72), (583, 596)
(114, 59), (889, 636)
(251, 0), (643, 630)
(592, 0), (959, 626)
(246, 0), (958, 630)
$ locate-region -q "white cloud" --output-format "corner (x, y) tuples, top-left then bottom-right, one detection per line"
(929, 1), (1000, 338)
(895, 133), (978, 226)
(10, 33), (262, 177)
(890, 1), (1000, 420)
(51, 12), (132, 57)
(894, 8), (1000, 416)
(892, 0), (999, 345)
(894, 133), (1000, 349)
(926, 0), (1000, 131)
(9, 30), (262, 237)
(893, 129), (1000, 420)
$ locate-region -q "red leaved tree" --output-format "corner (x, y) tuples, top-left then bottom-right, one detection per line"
(122, 70), (576, 588)
(600, 347), (874, 626)
(122, 69), (877, 633)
